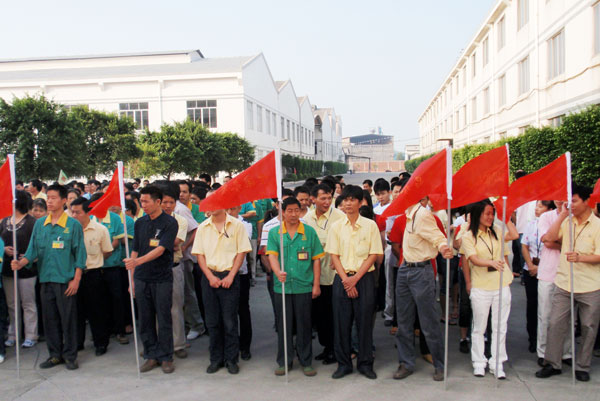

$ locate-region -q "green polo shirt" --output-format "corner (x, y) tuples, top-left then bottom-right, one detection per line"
(24, 212), (87, 284)
(93, 211), (125, 268)
(266, 222), (324, 294)
(241, 202), (259, 240)
(188, 202), (206, 224)
(120, 213), (135, 267)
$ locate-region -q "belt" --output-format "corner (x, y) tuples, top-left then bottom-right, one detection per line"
(345, 271), (357, 276)
(404, 261), (429, 268)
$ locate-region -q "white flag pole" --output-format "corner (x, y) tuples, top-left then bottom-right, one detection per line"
(274, 149), (289, 383)
(8, 155), (19, 379)
(443, 146), (452, 390)
(118, 161), (141, 379)
(565, 152), (576, 386)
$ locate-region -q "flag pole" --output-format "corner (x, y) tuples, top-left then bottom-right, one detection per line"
(118, 162), (141, 379)
(8, 155), (19, 379)
(494, 196), (507, 387)
(443, 146), (452, 390)
(274, 149), (288, 383)
(565, 152), (575, 386)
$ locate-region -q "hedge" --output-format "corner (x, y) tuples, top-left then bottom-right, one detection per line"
(405, 105), (600, 187)
(282, 154), (347, 181)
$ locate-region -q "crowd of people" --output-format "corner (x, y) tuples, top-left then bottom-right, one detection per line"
(0, 172), (599, 384)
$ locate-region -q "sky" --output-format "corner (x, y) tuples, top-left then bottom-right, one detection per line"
(2, 0), (495, 151)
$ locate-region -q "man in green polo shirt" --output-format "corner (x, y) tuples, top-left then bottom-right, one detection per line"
(12, 184), (87, 370)
(241, 202), (258, 284)
(266, 197), (324, 377)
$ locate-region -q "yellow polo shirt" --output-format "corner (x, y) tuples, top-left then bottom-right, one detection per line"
(34, 192), (47, 201)
(555, 212), (600, 293)
(172, 213), (188, 264)
(82, 219), (113, 269)
(191, 214), (252, 272)
(402, 204), (447, 264)
(304, 206), (346, 285)
(325, 215), (383, 274)
(460, 225), (512, 291)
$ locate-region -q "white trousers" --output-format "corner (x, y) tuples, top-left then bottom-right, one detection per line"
(470, 287), (511, 369)
(537, 280), (571, 359)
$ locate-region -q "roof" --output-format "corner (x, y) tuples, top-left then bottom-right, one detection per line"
(344, 134), (393, 145)
(0, 49), (204, 64)
(275, 80), (289, 91)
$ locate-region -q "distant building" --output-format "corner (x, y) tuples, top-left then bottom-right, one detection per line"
(343, 133), (404, 172)
(418, 0), (600, 156)
(313, 106), (344, 162)
(405, 144), (420, 160)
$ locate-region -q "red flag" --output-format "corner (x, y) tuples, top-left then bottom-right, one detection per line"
(0, 156), (14, 220)
(495, 153), (569, 221)
(199, 150), (280, 212)
(451, 145), (509, 209)
(89, 167), (120, 219)
(589, 178), (600, 208)
(382, 148), (450, 218)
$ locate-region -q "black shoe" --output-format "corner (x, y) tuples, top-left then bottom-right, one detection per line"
(528, 343), (536, 353)
(322, 354), (336, 365)
(332, 366), (352, 379)
(207, 362), (224, 374)
(65, 360), (79, 370)
(315, 350), (328, 361)
(537, 358), (546, 367)
(459, 339), (470, 354)
(39, 357), (64, 369)
(536, 364), (561, 378)
(226, 362), (239, 374)
(95, 346), (107, 356)
(358, 367), (377, 380)
(575, 370), (590, 382)
(562, 358), (572, 366)
(241, 350), (251, 361)
(384, 320), (393, 327)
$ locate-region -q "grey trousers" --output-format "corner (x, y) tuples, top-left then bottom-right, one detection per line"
(171, 263), (185, 351)
(383, 247), (398, 321)
(395, 263), (445, 371)
(544, 287), (600, 372)
(182, 259), (204, 332)
(41, 282), (78, 362)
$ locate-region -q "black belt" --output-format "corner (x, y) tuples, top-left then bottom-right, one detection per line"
(404, 261), (429, 268)
(345, 271), (357, 276)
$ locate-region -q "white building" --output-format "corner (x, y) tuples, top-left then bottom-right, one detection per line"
(313, 106), (344, 162)
(418, 0), (600, 155)
(0, 50), (342, 161)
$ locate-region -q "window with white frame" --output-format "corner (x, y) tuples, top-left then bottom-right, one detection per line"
(497, 16), (506, 50)
(498, 74), (506, 107)
(519, 56), (530, 95)
(265, 110), (271, 135)
(292, 122), (296, 142)
(280, 117), (285, 139)
(547, 29), (565, 80)
(471, 96), (477, 122)
(272, 112), (277, 137)
(448, 115), (453, 133)
(256, 105), (263, 132)
(246, 100), (254, 129)
(462, 105), (467, 127)
(455, 110), (460, 130)
(119, 102), (149, 130)
(471, 52), (476, 77)
(550, 115), (565, 127)
(483, 87), (490, 115)
(595, 3), (600, 55)
(498, 131), (506, 140)
(482, 37), (489, 66)
(286, 120), (290, 140)
(186, 100), (217, 128)
(518, 0), (529, 30)
(518, 125), (530, 135)
(462, 68), (466, 87)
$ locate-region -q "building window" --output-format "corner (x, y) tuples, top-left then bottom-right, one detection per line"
(595, 3), (600, 55)
(286, 120), (290, 140)
(462, 105), (467, 127)
(455, 75), (459, 95)
(550, 115), (565, 127)
(471, 97), (477, 122)
(498, 74), (506, 107)
(256, 105), (263, 132)
(548, 29), (565, 80)
(448, 115), (453, 133)
(483, 87), (490, 115)
(482, 37), (489, 66)
(471, 52), (476, 77)
(455, 110), (459, 129)
(518, 0), (529, 30)
(292, 122), (296, 142)
(119, 102), (149, 130)
(272, 113), (277, 137)
(518, 125), (530, 135)
(265, 110), (271, 135)
(246, 100), (254, 129)
(498, 131), (507, 140)
(518, 56), (530, 95)
(462, 68), (466, 87)
(186, 100), (217, 128)
(497, 16), (506, 51)
(280, 117), (284, 139)
(483, 136), (491, 143)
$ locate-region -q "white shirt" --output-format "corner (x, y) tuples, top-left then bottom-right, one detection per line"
(237, 216), (253, 275)
(516, 201), (536, 234)
(175, 200), (198, 261)
(373, 202), (390, 216)
(522, 217), (542, 271)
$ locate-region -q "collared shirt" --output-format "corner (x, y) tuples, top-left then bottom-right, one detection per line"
(92, 211), (124, 268)
(260, 216), (306, 248)
(241, 202), (259, 239)
(537, 209), (562, 283)
(33, 192), (47, 201)
(175, 201), (199, 262)
(325, 215), (383, 273)
(555, 212), (600, 293)
(237, 216), (253, 275)
(132, 212), (178, 283)
(172, 213), (188, 264)
(82, 219), (113, 269)
(460, 224), (512, 290)
(402, 205), (447, 263)
(24, 212), (87, 284)
(522, 217), (542, 271)
(119, 213), (135, 267)
(187, 201), (206, 224)
(304, 206), (345, 285)
(191, 214), (252, 272)
(266, 222), (324, 294)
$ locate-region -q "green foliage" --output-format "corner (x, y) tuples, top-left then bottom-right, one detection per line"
(405, 105), (600, 187)
(324, 161), (348, 175)
(219, 132), (255, 175)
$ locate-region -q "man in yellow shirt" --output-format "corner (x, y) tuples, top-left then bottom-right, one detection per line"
(28, 179), (47, 200)
(537, 184), (600, 382)
(326, 185), (383, 380)
(191, 207), (251, 375)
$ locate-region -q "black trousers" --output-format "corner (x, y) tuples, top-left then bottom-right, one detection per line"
(77, 269), (110, 348)
(313, 284), (334, 353)
(275, 292), (313, 367)
(41, 282), (78, 362)
(523, 272), (538, 346)
(201, 271), (240, 364)
(135, 279), (173, 362)
(238, 273), (252, 353)
(120, 266), (134, 328)
(458, 269), (472, 331)
(103, 266), (126, 336)
(192, 263), (206, 323)
(512, 234), (523, 275)
(267, 272), (277, 327)
(333, 272), (376, 371)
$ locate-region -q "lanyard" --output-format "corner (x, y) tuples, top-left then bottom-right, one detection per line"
(478, 231), (494, 259)
(408, 205), (422, 233)
(316, 208), (333, 231)
(573, 221), (589, 250)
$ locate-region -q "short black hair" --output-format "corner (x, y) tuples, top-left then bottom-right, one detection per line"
(339, 185), (364, 202)
(15, 190), (32, 214)
(282, 197), (301, 211)
(126, 190), (141, 202)
(572, 183), (593, 201)
(124, 182), (134, 191)
(335, 175), (343, 181)
(75, 182), (85, 193)
(199, 173), (212, 184)
(89, 192), (104, 203)
(390, 176), (399, 184)
(362, 179), (373, 187)
(32, 198), (47, 211)
(125, 199), (137, 216)
(155, 182), (179, 201)
(212, 183), (222, 190)
(304, 177), (319, 190)
(140, 185), (163, 201)
(374, 180), (390, 194)
(515, 170), (527, 180)
(362, 190), (374, 209)
(293, 185), (310, 197)
(16, 180), (24, 186)
(67, 188), (81, 198)
(399, 172), (411, 180)
(398, 176), (410, 190)
(391, 181), (402, 192)
(134, 178), (141, 184)
(321, 178), (336, 193)
(191, 186), (207, 200)
(47, 184), (67, 199)
(70, 197), (91, 213)
(179, 180), (192, 192)
(87, 179), (101, 186)
(29, 179), (43, 191)
(310, 183), (333, 198)
(282, 188), (294, 198)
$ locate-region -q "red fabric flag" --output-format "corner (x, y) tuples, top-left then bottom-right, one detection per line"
(588, 178), (600, 208)
(495, 153), (569, 221)
(89, 167), (120, 219)
(0, 156), (14, 220)
(382, 148), (449, 218)
(451, 145), (509, 209)
(199, 150), (280, 212)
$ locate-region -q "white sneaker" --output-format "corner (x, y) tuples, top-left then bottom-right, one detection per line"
(473, 366), (485, 377)
(4, 339), (15, 347)
(490, 366), (506, 379)
(0, 354), (5, 364)
(186, 330), (200, 340)
(22, 339), (37, 348)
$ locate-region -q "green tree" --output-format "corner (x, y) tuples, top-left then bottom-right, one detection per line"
(0, 95), (87, 180)
(219, 133), (255, 175)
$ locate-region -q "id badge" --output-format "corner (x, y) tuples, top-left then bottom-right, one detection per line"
(297, 251), (309, 261)
(52, 241), (65, 249)
(149, 239), (159, 247)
